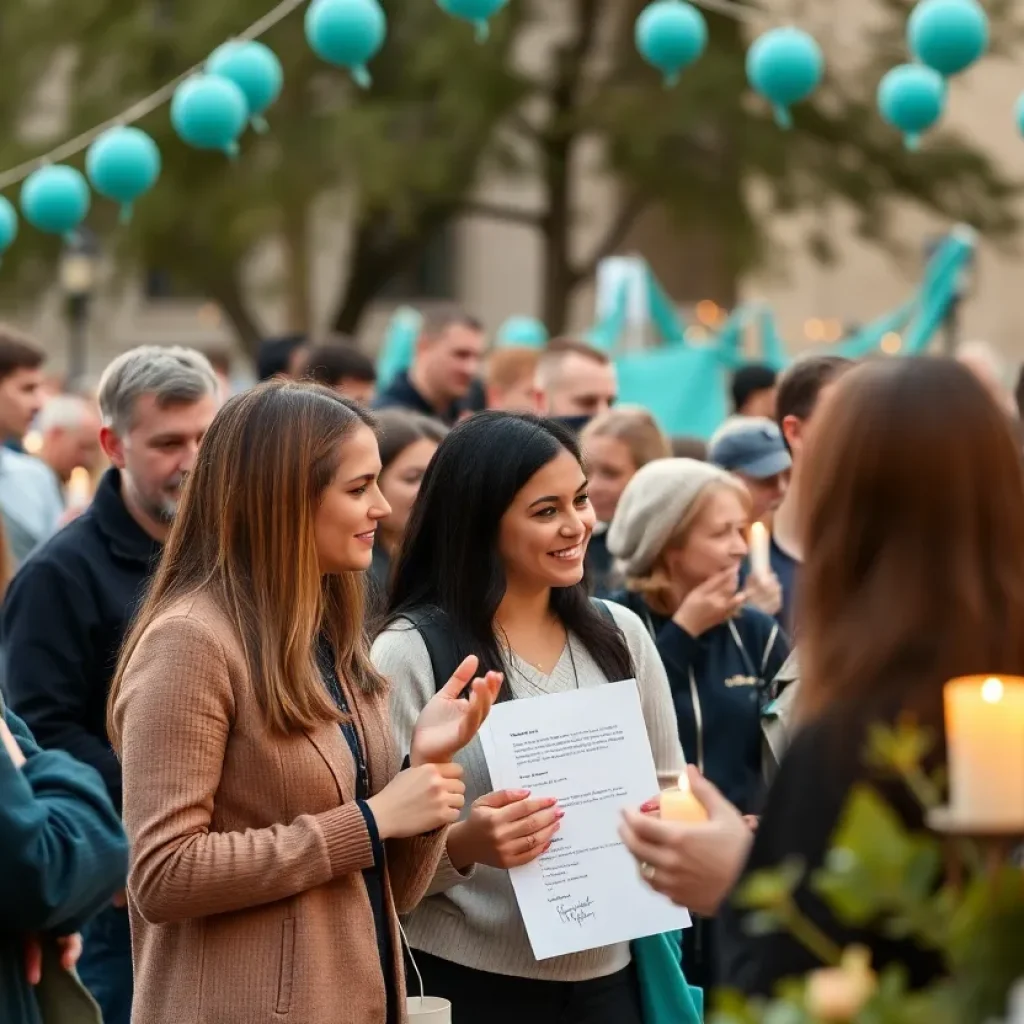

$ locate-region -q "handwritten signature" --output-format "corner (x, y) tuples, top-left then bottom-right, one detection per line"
(556, 898), (596, 927)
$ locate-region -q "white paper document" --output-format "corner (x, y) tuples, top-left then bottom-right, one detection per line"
(479, 679), (691, 960)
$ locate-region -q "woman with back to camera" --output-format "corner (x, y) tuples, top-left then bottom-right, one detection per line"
(372, 412), (684, 1024)
(370, 410), (448, 601)
(619, 358), (1024, 998)
(107, 382), (501, 1024)
(579, 406), (671, 596)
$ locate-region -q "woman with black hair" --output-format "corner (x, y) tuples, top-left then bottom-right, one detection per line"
(372, 412), (684, 1024)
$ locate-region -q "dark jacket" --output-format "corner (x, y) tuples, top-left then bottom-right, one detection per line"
(372, 371), (461, 425)
(585, 529), (616, 598)
(608, 590), (790, 813)
(719, 694), (946, 995)
(0, 706), (128, 1024)
(2, 468), (162, 812)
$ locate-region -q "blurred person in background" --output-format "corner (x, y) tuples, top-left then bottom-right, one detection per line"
(484, 347), (539, 413)
(606, 458), (789, 989)
(730, 364), (778, 419)
(2, 345), (221, 1024)
(374, 306), (485, 425)
(0, 329), (62, 566)
(708, 418), (791, 524)
(533, 339), (617, 425)
(369, 410), (448, 601)
(199, 344), (234, 402)
(305, 340), (378, 405)
(37, 394), (102, 487)
(256, 332), (308, 382)
(579, 406), (671, 596)
(768, 356), (851, 632)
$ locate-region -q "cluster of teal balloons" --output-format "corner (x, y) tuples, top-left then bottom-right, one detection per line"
(634, 1), (823, 127)
(0, 0), (509, 261)
(878, 0), (988, 149)
(634, 0), (990, 142)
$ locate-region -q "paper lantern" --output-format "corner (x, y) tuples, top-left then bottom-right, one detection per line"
(635, 0), (708, 87)
(20, 165), (91, 236)
(746, 27), (824, 129)
(437, 0), (509, 42)
(878, 64), (945, 150)
(908, 0), (988, 77)
(207, 40), (284, 132)
(496, 316), (548, 348)
(305, 0), (387, 88)
(86, 126), (161, 222)
(0, 196), (17, 262)
(171, 75), (249, 156)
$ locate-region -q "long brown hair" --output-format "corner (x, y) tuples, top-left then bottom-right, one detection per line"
(109, 380), (384, 740)
(798, 357), (1024, 720)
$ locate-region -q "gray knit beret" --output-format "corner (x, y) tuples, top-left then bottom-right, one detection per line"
(607, 457), (739, 577)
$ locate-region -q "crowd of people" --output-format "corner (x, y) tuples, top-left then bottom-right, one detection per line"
(0, 304), (1022, 1024)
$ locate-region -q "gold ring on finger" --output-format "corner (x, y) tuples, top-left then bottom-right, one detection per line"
(640, 861), (656, 883)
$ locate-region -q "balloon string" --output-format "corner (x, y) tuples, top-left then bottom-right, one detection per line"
(0, 0), (306, 193)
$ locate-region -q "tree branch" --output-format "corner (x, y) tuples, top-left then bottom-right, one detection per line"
(569, 190), (649, 286)
(460, 199), (544, 228)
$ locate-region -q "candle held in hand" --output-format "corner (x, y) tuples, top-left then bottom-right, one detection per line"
(66, 466), (93, 509)
(749, 522), (770, 579)
(659, 772), (709, 823)
(944, 675), (1024, 828)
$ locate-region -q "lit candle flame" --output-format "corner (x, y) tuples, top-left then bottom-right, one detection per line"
(677, 772), (691, 793)
(982, 677), (1004, 704)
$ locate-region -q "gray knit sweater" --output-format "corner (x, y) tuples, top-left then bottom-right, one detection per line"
(371, 600), (685, 982)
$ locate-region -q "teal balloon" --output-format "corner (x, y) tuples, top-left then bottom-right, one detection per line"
(0, 196), (17, 260)
(635, 0), (708, 87)
(20, 165), (91, 236)
(746, 27), (824, 129)
(305, 0), (387, 88)
(437, 0), (509, 42)
(171, 75), (248, 156)
(908, 0), (988, 77)
(878, 64), (945, 150)
(207, 40), (284, 132)
(497, 317), (548, 348)
(86, 126), (161, 221)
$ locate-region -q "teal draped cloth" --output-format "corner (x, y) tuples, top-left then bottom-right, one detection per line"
(633, 931), (703, 1024)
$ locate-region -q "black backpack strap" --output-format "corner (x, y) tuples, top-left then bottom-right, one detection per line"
(591, 597), (619, 631)
(403, 607), (463, 693)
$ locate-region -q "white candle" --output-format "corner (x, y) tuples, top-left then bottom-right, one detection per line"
(944, 675), (1024, 827)
(749, 522), (770, 579)
(66, 466), (93, 509)
(659, 772), (709, 823)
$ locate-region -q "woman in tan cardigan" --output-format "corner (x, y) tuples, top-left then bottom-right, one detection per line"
(108, 382), (501, 1024)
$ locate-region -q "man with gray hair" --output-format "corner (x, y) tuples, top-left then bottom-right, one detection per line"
(37, 392), (102, 488)
(1, 345), (219, 1024)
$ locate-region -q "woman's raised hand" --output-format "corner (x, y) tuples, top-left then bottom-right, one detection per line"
(672, 567), (746, 637)
(367, 763), (466, 840)
(447, 789), (563, 870)
(745, 570), (782, 617)
(410, 656), (503, 767)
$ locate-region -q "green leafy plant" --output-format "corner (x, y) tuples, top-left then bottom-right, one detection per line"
(713, 722), (1024, 1024)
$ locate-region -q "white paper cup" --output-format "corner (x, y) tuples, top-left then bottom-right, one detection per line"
(406, 995), (452, 1022)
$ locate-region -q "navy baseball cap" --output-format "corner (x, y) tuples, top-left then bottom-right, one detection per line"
(708, 417), (792, 479)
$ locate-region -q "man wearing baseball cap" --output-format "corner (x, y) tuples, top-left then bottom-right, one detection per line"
(708, 417), (791, 523)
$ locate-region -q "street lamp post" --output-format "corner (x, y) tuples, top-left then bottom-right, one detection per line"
(59, 229), (99, 390)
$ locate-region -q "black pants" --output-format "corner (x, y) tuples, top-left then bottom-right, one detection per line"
(408, 949), (643, 1024)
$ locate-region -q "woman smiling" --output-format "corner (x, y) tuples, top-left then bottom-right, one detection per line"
(372, 412), (683, 1024)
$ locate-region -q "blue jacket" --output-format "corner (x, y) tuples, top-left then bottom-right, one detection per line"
(607, 591), (790, 814)
(0, 707), (128, 1024)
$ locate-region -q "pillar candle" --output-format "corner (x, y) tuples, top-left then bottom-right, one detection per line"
(749, 522), (770, 579)
(66, 466), (93, 509)
(659, 772), (709, 823)
(944, 675), (1024, 827)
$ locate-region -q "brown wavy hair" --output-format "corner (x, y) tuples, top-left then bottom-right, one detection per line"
(109, 381), (384, 739)
(798, 357), (1024, 721)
